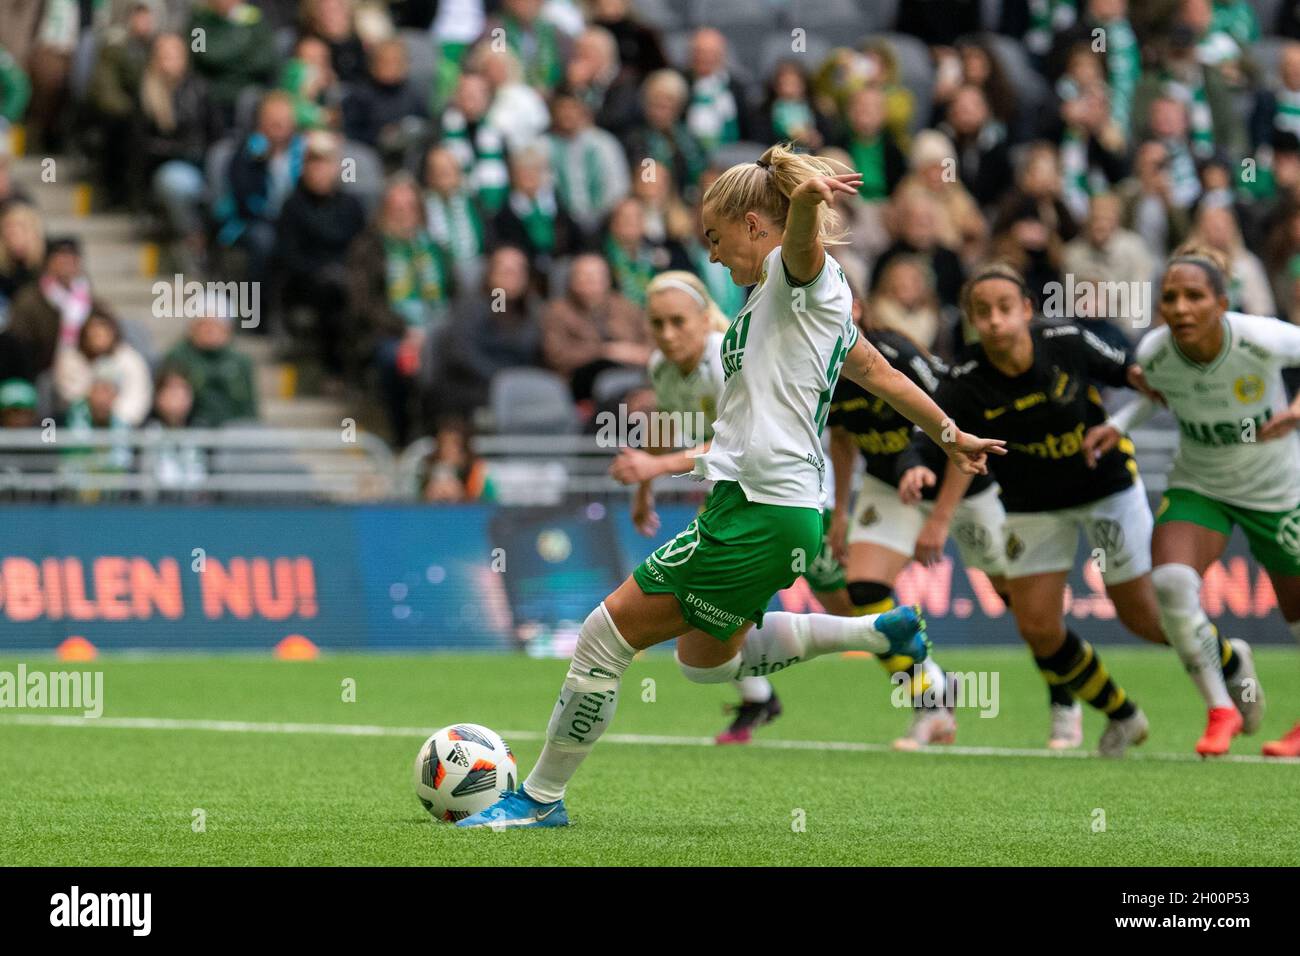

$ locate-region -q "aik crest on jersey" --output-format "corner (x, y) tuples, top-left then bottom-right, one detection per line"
(692, 247), (857, 509)
(1134, 312), (1300, 511)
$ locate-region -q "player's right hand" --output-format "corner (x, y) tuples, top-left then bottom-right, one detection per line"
(610, 448), (661, 485)
(898, 466), (936, 505)
(632, 499), (660, 537)
(1082, 423), (1121, 468)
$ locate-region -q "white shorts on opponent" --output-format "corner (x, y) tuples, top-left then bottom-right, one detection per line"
(848, 472), (1008, 576)
(1002, 480), (1153, 585)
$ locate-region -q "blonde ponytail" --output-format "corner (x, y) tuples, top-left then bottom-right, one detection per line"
(646, 270), (729, 332)
(702, 143), (850, 246)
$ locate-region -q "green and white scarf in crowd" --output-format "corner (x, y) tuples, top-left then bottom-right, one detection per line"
(686, 72), (739, 154)
(1099, 16), (1140, 134)
(605, 239), (656, 308)
(1211, 1), (1260, 48)
(441, 109), (509, 214)
(384, 232), (450, 330)
(1026, 0), (1077, 56)
(510, 189), (559, 255)
(550, 132), (606, 225)
(425, 190), (484, 266)
(502, 13), (562, 90)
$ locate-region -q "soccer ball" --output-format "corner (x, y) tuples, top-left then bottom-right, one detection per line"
(413, 723), (517, 822)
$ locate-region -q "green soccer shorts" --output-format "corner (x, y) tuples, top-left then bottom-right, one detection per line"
(801, 507), (847, 593)
(1156, 487), (1300, 577)
(632, 480), (824, 640)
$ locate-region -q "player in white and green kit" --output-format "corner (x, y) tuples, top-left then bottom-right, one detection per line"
(459, 145), (1004, 828)
(1086, 250), (1300, 756)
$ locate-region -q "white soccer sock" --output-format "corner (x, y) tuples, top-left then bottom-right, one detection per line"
(735, 676), (773, 703)
(523, 602), (635, 803)
(1152, 563), (1233, 710)
(736, 611), (892, 678)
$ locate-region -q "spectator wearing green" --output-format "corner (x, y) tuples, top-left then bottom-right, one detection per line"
(0, 44), (31, 124)
(163, 301), (258, 427)
(439, 71), (510, 214)
(421, 145), (486, 293)
(841, 86), (906, 202)
(1090, 0), (1140, 135)
(188, 0), (279, 124)
(547, 87), (630, 241)
(491, 0), (566, 92)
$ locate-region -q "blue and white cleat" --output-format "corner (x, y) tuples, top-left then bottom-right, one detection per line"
(875, 604), (932, 665)
(455, 788), (569, 830)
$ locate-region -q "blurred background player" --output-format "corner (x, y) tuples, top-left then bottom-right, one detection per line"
(828, 291), (1010, 750)
(1087, 247), (1291, 755)
(934, 262), (1163, 756)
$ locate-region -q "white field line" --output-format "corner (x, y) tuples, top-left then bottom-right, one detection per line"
(1, 713), (1298, 765)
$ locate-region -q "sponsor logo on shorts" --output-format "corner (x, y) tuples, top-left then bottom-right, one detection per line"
(858, 505), (880, 527)
(1005, 532), (1025, 562)
(1090, 519), (1128, 565)
(651, 520), (700, 567)
(683, 592), (746, 630)
(1277, 510), (1300, 559)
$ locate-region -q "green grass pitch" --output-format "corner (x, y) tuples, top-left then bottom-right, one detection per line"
(1, 646), (1298, 866)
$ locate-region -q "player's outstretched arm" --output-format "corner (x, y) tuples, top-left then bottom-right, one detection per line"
(781, 171), (862, 286)
(841, 337), (1004, 474)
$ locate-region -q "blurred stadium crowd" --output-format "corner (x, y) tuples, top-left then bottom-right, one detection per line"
(1, 0), (1300, 500)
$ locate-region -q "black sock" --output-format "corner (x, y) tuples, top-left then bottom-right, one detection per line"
(1048, 682), (1076, 707)
(1219, 635), (1241, 681)
(1035, 630), (1136, 720)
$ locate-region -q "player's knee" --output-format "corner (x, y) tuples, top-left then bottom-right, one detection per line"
(1151, 563), (1202, 616)
(675, 652), (740, 684)
(847, 580), (893, 615)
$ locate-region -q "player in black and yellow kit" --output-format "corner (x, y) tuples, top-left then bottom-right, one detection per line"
(934, 263), (1164, 756)
(827, 299), (1011, 749)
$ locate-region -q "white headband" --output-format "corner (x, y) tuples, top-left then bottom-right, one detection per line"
(649, 277), (707, 309)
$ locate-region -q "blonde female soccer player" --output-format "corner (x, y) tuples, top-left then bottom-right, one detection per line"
(1086, 248), (1290, 756)
(458, 145), (1003, 829)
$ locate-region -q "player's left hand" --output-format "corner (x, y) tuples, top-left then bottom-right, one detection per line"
(609, 448), (662, 485)
(898, 466), (936, 505)
(945, 430), (1006, 476)
(1259, 404), (1300, 441)
(789, 172), (863, 207)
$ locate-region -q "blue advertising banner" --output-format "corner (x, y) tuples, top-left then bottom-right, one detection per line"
(0, 503), (1293, 650)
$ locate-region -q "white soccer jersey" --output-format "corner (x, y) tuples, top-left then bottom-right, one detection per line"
(1119, 312), (1300, 511)
(691, 246), (858, 509)
(649, 330), (725, 442)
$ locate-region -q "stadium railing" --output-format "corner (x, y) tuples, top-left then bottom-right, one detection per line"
(0, 427), (1181, 502)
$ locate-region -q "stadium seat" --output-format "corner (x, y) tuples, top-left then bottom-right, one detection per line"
(204, 136), (239, 210)
(1251, 0), (1283, 35)
(709, 140), (768, 169)
(982, 32), (1051, 123)
(399, 29), (438, 95)
(339, 141), (385, 215)
(233, 85), (268, 136)
(489, 368), (579, 434)
(791, 0), (875, 38)
(757, 33), (832, 84)
(69, 31), (99, 103)
(1253, 36), (1288, 83)
(591, 367), (649, 407)
(634, 0), (685, 31)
